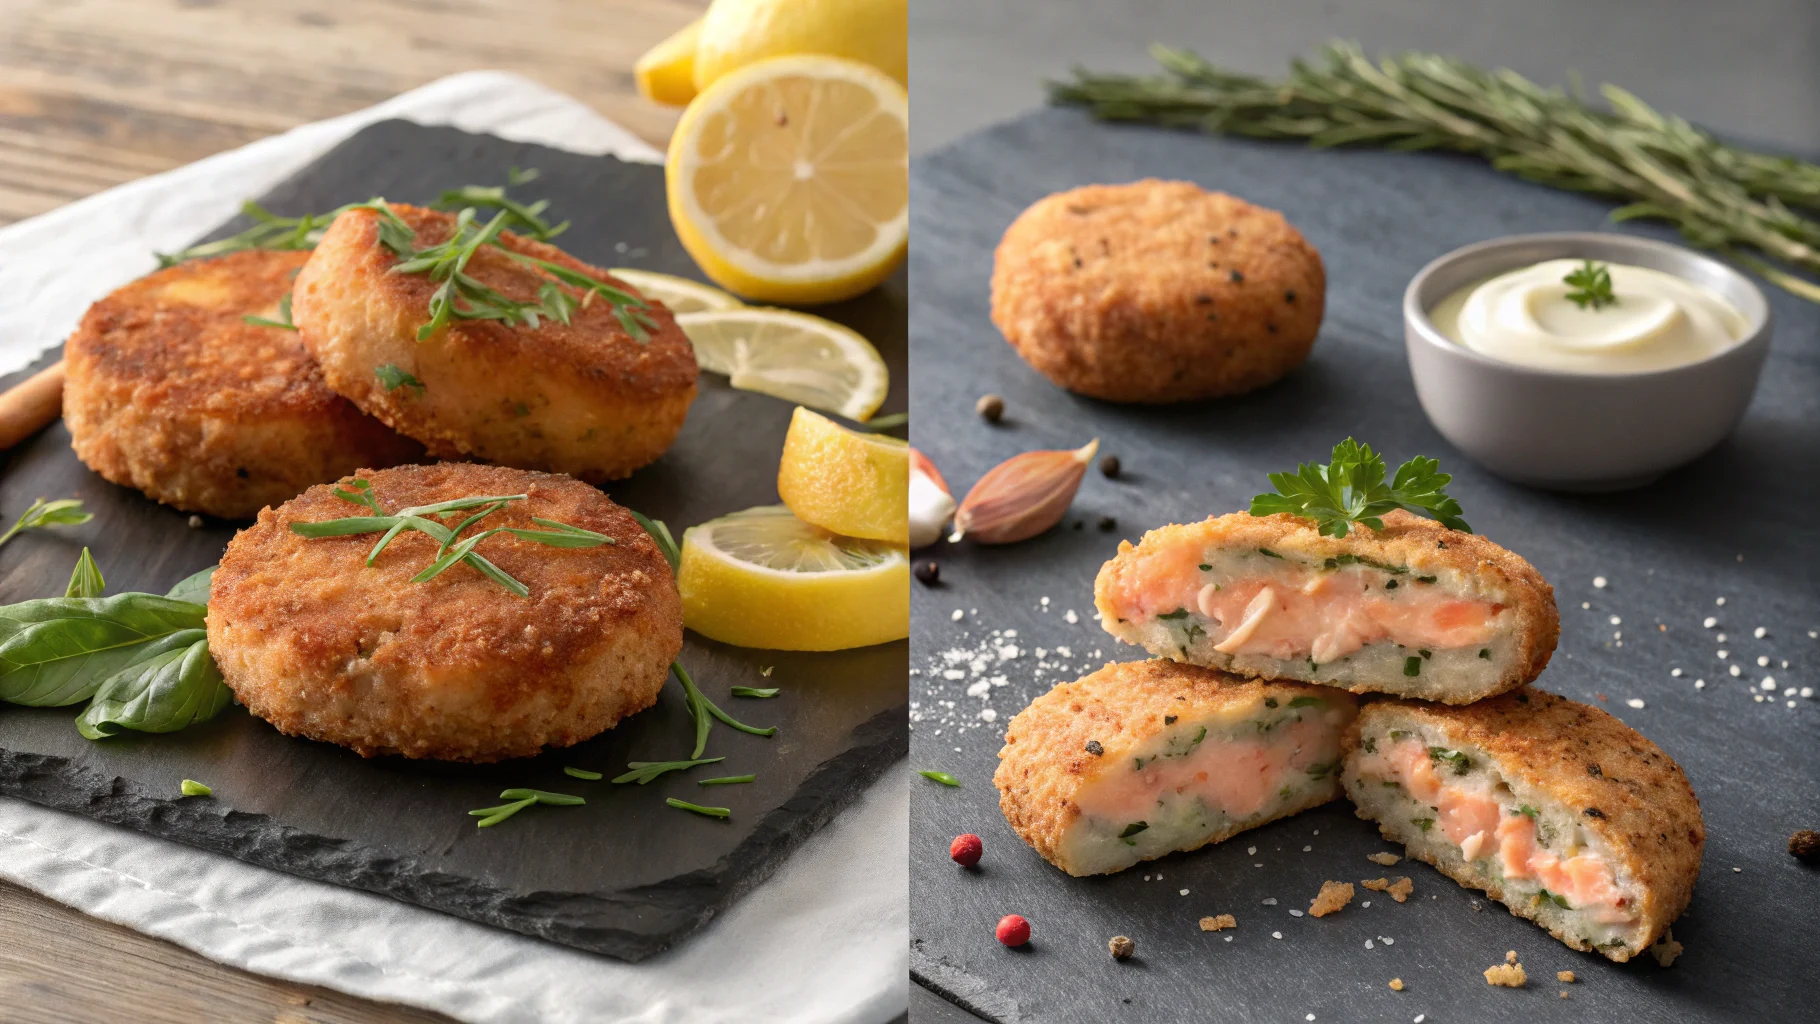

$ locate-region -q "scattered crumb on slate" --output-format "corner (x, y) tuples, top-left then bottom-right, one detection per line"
(1557, 970), (1576, 983)
(1199, 914), (1236, 932)
(1790, 829), (1820, 862)
(1108, 935), (1136, 961)
(1560, 991), (1571, 999)
(1367, 852), (1402, 866)
(1484, 962), (1527, 987)
(1362, 877), (1414, 902)
(1388, 978), (1404, 992)
(1309, 880), (1354, 917)
(1650, 929), (1684, 967)
(1506, 950), (1519, 964)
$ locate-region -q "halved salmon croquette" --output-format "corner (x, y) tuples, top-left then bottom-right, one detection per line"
(63, 250), (422, 518)
(995, 659), (1358, 877)
(292, 203), (698, 482)
(1340, 689), (1704, 961)
(1094, 510), (1557, 703)
(207, 463), (682, 762)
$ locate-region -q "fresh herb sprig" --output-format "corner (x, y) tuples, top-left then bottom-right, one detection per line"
(467, 788), (586, 828)
(666, 798), (731, 819)
(289, 479), (614, 597)
(1052, 42), (1820, 303)
(612, 756), (725, 785)
(65, 548), (104, 598)
(1563, 260), (1619, 310)
(918, 770), (961, 787)
(243, 291), (298, 331)
(0, 498), (92, 550)
(1250, 438), (1469, 538)
(156, 200), (356, 267)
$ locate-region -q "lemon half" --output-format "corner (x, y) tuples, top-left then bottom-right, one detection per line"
(692, 0), (907, 91)
(635, 17), (703, 106)
(678, 505), (908, 651)
(666, 54), (908, 305)
(677, 307), (888, 421)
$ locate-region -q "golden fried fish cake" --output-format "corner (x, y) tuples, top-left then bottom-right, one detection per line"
(63, 250), (422, 519)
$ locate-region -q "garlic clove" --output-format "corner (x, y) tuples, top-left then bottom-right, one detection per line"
(909, 447), (956, 550)
(951, 439), (1098, 545)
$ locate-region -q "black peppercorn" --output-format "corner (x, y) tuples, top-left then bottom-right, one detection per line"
(1097, 516), (1117, 532)
(1085, 739), (1104, 756)
(914, 561), (940, 586)
(1790, 829), (1820, 862)
(976, 394), (1005, 423)
(1099, 454), (1121, 479)
(1108, 935), (1136, 961)
(1229, 269), (1244, 283)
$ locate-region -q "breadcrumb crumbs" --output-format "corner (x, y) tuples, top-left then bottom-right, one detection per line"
(1367, 852), (1402, 866)
(1557, 970), (1576, 983)
(1560, 991), (1570, 999)
(1362, 876), (1414, 902)
(1388, 978), (1404, 991)
(1309, 880), (1354, 917)
(1108, 935), (1136, 960)
(1649, 929), (1683, 967)
(1484, 962), (1527, 987)
(1199, 914), (1236, 932)
(1505, 950), (1519, 964)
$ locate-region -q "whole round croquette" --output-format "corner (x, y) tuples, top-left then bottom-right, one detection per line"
(990, 180), (1324, 403)
(291, 203), (698, 483)
(206, 463), (682, 762)
(63, 250), (422, 519)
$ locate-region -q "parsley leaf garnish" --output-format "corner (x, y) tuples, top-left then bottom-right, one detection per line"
(1563, 260), (1618, 310)
(1249, 438), (1470, 537)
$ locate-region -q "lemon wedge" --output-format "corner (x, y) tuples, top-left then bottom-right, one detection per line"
(635, 18), (703, 106)
(692, 0), (908, 91)
(666, 54), (907, 305)
(777, 407), (907, 544)
(609, 268), (744, 313)
(678, 505), (908, 651)
(676, 307), (888, 421)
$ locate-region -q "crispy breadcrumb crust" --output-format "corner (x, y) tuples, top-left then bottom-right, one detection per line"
(64, 250), (422, 518)
(1094, 509), (1559, 702)
(293, 204), (697, 482)
(994, 658), (1355, 875)
(1309, 880), (1355, 917)
(990, 180), (1324, 403)
(207, 463), (681, 762)
(1341, 688), (1704, 961)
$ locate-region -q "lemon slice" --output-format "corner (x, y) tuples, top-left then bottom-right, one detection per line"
(666, 54), (907, 305)
(678, 505), (908, 651)
(676, 307), (888, 420)
(609, 268), (744, 313)
(777, 406), (907, 544)
(634, 17), (702, 106)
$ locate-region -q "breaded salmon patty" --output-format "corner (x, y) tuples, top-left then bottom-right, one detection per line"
(1342, 689), (1704, 961)
(63, 250), (422, 519)
(292, 203), (698, 482)
(1095, 510), (1557, 703)
(990, 180), (1324, 403)
(207, 463), (682, 762)
(995, 659), (1357, 877)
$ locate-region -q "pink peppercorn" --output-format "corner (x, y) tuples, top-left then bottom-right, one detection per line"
(950, 833), (983, 867)
(996, 914), (1031, 947)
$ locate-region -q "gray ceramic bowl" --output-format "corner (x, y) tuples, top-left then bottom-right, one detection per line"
(1403, 232), (1772, 491)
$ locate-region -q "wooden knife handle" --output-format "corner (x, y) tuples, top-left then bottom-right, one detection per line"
(0, 360), (65, 450)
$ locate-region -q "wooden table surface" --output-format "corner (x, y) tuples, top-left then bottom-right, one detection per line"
(0, 1), (699, 1020)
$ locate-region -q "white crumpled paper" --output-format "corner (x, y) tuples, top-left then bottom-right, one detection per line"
(0, 71), (907, 1024)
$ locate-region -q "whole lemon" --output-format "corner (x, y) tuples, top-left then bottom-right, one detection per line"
(692, 0), (907, 92)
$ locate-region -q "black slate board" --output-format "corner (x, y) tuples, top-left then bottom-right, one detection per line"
(908, 107), (1819, 1023)
(0, 120), (907, 962)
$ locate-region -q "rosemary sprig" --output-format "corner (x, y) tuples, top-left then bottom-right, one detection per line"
(1052, 42), (1820, 303)
(0, 498), (91, 550)
(290, 479), (613, 597)
(563, 766), (604, 781)
(698, 775), (755, 786)
(612, 756), (725, 785)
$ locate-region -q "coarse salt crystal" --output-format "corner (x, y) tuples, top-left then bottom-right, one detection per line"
(1593, 577), (1607, 588)
(1671, 668), (1683, 677)
(1365, 939), (1374, 949)
(1581, 602), (1590, 610)
(1718, 633), (1728, 642)
(979, 708), (998, 723)
(1802, 687), (1813, 698)
(1718, 650), (1729, 659)
(1272, 931), (1283, 940)
(1716, 596), (1726, 606)
(1610, 615), (1621, 625)
(1040, 596), (1049, 606)
(1382, 937), (1394, 945)
(1758, 656), (1770, 667)
(1263, 897), (1278, 905)
(1696, 680), (1706, 689)
(1786, 687), (1798, 697)
(1704, 617), (1718, 628)
(1289, 909), (1304, 917)
(1762, 677), (1778, 690)
(1303, 845), (1312, 852)
(951, 609), (964, 622)
(1755, 627), (1767, 638)
(1730, 665), (1742, 677)
(1626, 698), (1645, 709)
(1416, 1016), (1426, 1023)
(1180, 888), (1190, 896)
(1790, 700), (1798, 708)
(1362, 901), (1371, 908)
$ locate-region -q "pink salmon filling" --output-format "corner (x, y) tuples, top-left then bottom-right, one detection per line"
(1357, 738), (1633, 925)
(1074, 713), (1334, 824)
(1105, 547), (1504, 662)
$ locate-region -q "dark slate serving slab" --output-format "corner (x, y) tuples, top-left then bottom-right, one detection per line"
(908, 107), (1818, 1023)
(0, 120), (907, 962)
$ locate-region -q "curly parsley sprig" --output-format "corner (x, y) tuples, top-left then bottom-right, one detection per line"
(1249, 438), (1470, 538)
(1563, 260), (1619, 310)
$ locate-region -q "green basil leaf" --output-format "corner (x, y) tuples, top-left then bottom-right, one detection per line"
(164, 566), (216, 606)
(76, 629), (231, 739)
(65, 549), (105, 599)
(0, 595), (207, 706)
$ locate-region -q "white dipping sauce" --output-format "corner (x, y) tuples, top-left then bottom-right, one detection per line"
(1427, 258), (1748, 373)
